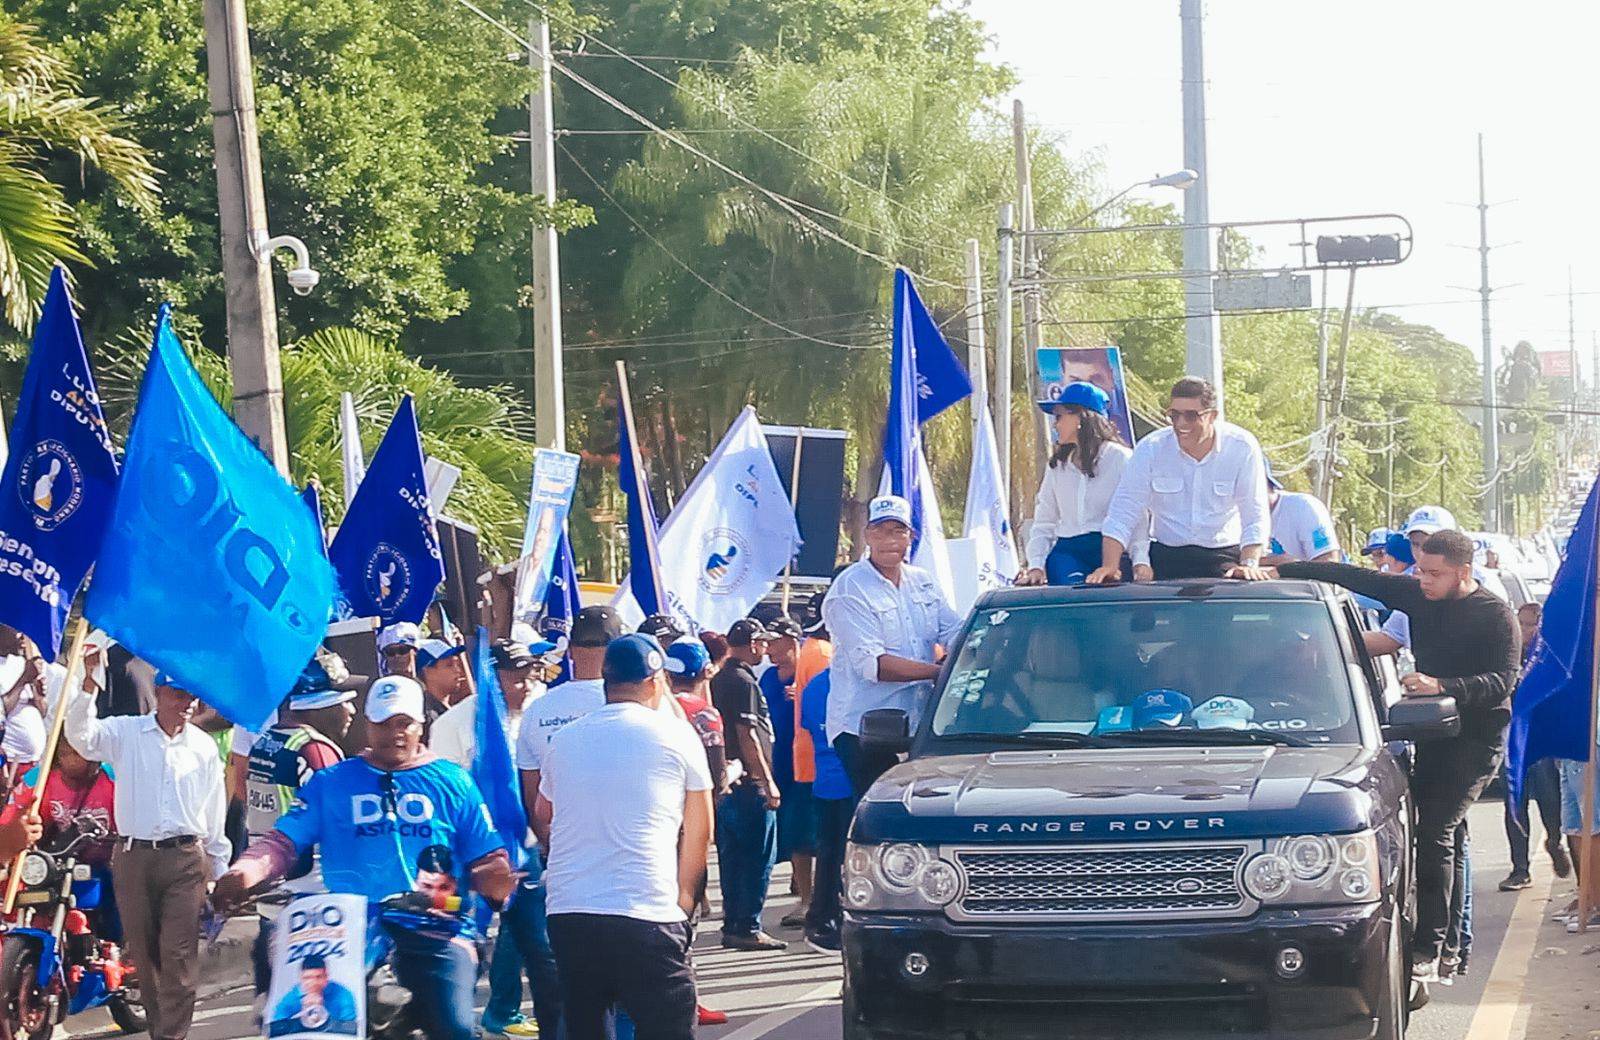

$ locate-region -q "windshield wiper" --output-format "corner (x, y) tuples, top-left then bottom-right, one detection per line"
(1103, 728), (1312, 748)
(946, 731), (1114, 748)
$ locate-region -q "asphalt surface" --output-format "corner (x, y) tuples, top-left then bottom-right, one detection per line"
(54, 800), (1554, 1040)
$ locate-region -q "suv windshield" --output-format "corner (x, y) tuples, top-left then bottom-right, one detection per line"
(931, 600), (1361, 746)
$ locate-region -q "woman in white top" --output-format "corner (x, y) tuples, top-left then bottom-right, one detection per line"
(1016, 381), (1147, 586)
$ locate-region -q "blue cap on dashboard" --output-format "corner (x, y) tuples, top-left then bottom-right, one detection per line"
(1130, 689), (1193, 729)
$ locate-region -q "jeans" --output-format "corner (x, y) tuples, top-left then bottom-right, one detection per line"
(833, 733), (900, 804)
(485, 865), (564, 1038)
(806, 796), (854, 933)
(381, 922), (479, 1040)
(715, 783), (778, 937)
(547, 914), (695, 1040)
(1148, 542), (1242, 580)
(1444, 823), (1473, 963)
(1411, 737), (1501, 962)
(1505, 758), (1564, 873)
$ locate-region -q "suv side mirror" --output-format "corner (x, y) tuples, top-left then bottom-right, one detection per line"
(860, 708), (912, 756)
(1382, 696), (1460, 743)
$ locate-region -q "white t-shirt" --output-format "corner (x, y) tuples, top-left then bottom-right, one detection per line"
(515, 679), (605, 772)
(431, 692), (528, 768)
(1269, 492), (1339, 561)
(0, 656), (60, 764)
(540, 701), (711, 921)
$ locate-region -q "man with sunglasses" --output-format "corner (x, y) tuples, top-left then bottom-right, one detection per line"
(1093, 376), (1271, 582)
(377, 622), (422, 680)
(216, 675), (521, 1040)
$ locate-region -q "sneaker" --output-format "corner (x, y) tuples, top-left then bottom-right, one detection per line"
(484, 1015), (540, 1038)
(1438, 956), (1458, 986)
(779, 910), (807, 928)
(1564, 912), (1600, 934)
(1549, 840), (1573, 879)
(697, 1005), (728, 1026)
(804, 928), (842, 956)
(721, 931), (788, 951)
(1499, 870), (1533, 892)
(1410, 958), (1440, 984)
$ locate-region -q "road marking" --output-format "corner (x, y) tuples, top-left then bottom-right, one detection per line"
(713, 978), (840, 1040)
(1461, 874), (1550, 1040)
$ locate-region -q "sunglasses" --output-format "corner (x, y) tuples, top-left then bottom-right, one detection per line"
(382, 644), (414, 657)
(1166, 408), (1214, 424)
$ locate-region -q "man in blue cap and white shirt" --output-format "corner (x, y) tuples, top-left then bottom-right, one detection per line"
(1261, 465), (1339, 564)
(416, 638), (472, 733)
(824, 494), (965, 798)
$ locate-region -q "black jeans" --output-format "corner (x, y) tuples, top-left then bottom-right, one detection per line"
(833, 732), (900, 803)
(1504, 757), (1563, 874)
(1149, 542), (1242, 580)
(1411, 737), (1502, 963)
(806, 796), (855, 933)
(547, 914), (695, 1040)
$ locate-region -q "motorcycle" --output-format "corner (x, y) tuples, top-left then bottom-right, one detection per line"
(0, 817), (143, 1040)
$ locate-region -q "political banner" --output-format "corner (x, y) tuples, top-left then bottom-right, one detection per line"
(338, 392), (364, 509)
(327, 397), (444, 626)
(301, 484), (327, 551)
(1037, 346), (1135, 447)
(87, 307), (334, 733)
(264, 893), (366, 1039)
(960, 400), (1018, 608)
(539, 531), (578, 685)
(616, 390), (665, 617)
(513, 449), (580, 622)
(615, 408), (802, 632)
(0, 267), (120, 656)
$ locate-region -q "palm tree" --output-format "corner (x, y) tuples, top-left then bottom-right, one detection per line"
(0, 13), (158, 332)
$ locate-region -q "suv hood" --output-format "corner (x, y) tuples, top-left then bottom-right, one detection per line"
(851, 744), (1395, 844)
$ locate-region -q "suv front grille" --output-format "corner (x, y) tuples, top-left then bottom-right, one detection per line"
(947, 842), (1256, 922)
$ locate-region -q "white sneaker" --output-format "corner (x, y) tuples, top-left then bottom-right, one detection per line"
(1410, 958), (1440, 984)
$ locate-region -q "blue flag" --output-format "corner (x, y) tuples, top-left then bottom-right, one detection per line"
(617, 397), (664, 616)
(301, 483), (327, 551)
(0, 268), (120, 656)
(327, 396), (444, 626)
(540, 531), (578, 686)
(1508, 474), (1600, 807)
(471, 626), (529, 870)
(86, 307), (334, 731)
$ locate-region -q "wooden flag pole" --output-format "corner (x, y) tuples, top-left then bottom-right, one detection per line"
(615, 361), (666, 613)
(779, 428), (807, 613)
(1581, 508), (1600, 934)
(2, 614), (90, 915)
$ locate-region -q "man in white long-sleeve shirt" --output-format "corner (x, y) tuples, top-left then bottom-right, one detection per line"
(823, 495), (964, 799)
(67, 666), (229, 1040)
(1091, 376), (1271, 582)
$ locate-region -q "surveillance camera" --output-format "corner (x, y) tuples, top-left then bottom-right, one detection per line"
(286, 266), (320, 296)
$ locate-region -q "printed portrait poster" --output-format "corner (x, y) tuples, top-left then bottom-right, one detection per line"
(513, 448), (581, 621)
(265, 893), (366, 1040)
(1036, 347), (1135, 447)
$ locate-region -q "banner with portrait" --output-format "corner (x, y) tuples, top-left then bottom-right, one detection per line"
(264, 893), (367, 1040)
(513, 448), (581, 621)
(1036, 347), (1134, 447)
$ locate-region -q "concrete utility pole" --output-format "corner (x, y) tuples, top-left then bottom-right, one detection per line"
(528, 17), (565, 450)
(1476, 133), (1500, 532)
(1570, 268), (1579, 409)
(1012, 101), (1049, 469)
(203, 0), (289, 475)
(1179, 0), (1223, 414)
(963, 238), (988, 411)
(1313, 267), (1330, 494)
(996, 204), (1015, 496)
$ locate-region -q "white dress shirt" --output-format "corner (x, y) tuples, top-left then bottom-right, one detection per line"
(430, 691), (530, 768)
(66, 691), (231, 878)
(822, 557), (965, 742)
(1102, 421), (1271, 552)
(1025, 444), (1151, 568)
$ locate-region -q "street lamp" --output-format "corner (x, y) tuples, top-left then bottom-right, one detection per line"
(1072, 168), (1198, 226)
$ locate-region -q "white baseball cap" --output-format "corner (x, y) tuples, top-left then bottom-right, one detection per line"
(376, 622), (421, 652)
(1402, 505), (1457, 536)
(1192, 696), (1255, 731)
(867, 494), (914, 529)
(365, 675), (426, 724)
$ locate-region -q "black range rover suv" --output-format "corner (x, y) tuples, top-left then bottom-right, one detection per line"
(841, 579), (1459, 1040)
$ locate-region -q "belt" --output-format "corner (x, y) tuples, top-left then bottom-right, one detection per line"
(122, 835), (200, 850)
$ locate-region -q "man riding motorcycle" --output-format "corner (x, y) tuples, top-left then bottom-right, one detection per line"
(214, 676), (520, 1040)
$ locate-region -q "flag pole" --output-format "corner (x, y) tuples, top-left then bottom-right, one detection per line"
(615, 360), (665, 613)
(1582, 503), (1600, 933)
(2, 614), (89, 914)
(779, 428), (807, 613)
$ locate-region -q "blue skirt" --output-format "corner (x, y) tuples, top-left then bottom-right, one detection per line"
(1045, 532), (1132, 585)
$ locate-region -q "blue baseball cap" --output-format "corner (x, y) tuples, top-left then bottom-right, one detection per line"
(1363, 527), (1392, 555)
(1385, 532), (1414, 567)
(416, 640), (465, 671)
(663, 639), (712, 679)
(603, 633), (667, 684)
(1037, 380), (1110, 416)
(1130, 689), (1194, 729)
(1263, 460), (1283, 492)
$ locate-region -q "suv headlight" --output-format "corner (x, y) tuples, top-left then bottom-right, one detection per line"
(844, 842), (965, 912)
(1242, 832), (1380, 906)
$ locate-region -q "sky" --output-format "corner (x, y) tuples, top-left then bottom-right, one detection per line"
(967, 0), (1600, 383)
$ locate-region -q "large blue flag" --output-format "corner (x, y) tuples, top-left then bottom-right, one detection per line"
(471, 626), (529, 870)
(301, 483), (327, 552)
(617, 396), (664, 616)
(540, 530), (578, 685)
(86, 307), (334, 731)
(1508, 474), (1600, 807)
(0, 268), (119, 656)
(327, 396), (444, 626)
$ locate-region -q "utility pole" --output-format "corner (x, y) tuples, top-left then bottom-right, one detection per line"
(529, 17), (565, 450)
(996, 204), (1015, 500)
(963, 238), (988, 412)
(1323, 268), (1359, 506)
(1570, 267), (1578, 413)
(1180, 0), (1223, 413)
(1012, 101), (1048, 477)
(1476, 133), (1500, 532)
(1313, 267), (1329, 496)
(203, 0), (289, 475)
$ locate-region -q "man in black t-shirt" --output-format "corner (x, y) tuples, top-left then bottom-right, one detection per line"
(709, 619), (785, 951)
(1233, 529), (1518, 984)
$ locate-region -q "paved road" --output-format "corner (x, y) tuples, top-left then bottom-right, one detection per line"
(55, 800), (1564, 1040)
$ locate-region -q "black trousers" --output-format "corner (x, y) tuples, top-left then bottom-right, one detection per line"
(1149, 542), (1242, 580)
(1411, 737), (1502, 962)
(833, 732), (899, 803)
(547, 913), (695, 1040)
(1504, 757), (1563, 874)
(805, 796), (855, 933)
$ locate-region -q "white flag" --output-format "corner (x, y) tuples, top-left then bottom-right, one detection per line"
(962, 401), (1019, 597)
(878, 447), (957, 607)
(339, 391), (366, 507)
(614, 407), (802, 632)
